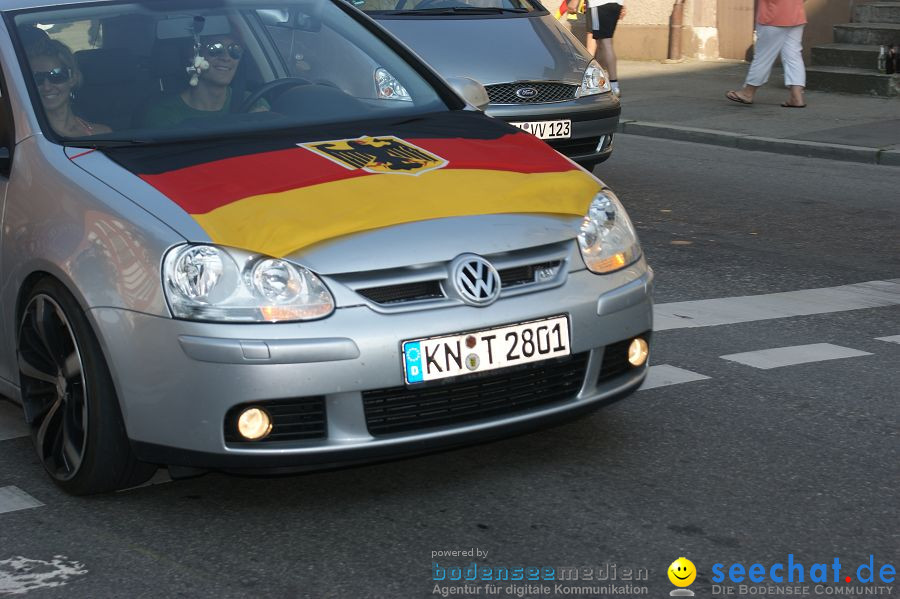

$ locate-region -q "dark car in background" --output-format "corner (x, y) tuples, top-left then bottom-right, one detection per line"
(342, 0), (621, 168)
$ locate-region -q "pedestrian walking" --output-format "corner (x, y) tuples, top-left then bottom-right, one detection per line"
(569, 0), (625, 96)
(726, 0), (807, 107)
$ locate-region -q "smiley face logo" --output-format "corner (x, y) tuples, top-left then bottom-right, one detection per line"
(668, 557), (696, 587)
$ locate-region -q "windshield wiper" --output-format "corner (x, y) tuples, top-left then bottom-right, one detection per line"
(389, 6), (527, 15)
(63, 138), (163, 148)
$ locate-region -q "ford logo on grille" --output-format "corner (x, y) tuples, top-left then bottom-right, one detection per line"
(451, 255), (501, 306)
(515, 87), (538, 99)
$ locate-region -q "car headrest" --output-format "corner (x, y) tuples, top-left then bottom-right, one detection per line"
(75, 48), (139, 84)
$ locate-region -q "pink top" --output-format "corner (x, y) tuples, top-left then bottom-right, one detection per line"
(756, 0), (806, 27)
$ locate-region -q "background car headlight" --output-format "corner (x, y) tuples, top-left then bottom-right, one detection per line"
(375, 67), (412, 101)
(576, 60), (611, 97)
(577, 190), (641, 274)
(163, 244), (335, 322)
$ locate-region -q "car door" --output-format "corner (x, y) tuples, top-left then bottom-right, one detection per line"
(0, 66), (13, 388)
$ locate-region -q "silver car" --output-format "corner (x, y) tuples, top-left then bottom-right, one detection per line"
(0, 0), (652, 494)
(354, 0), (621, 168)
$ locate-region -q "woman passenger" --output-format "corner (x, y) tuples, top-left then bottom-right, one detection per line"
(26, 38), (111, 137)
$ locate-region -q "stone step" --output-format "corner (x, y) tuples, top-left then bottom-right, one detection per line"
(811, 43), (882, 70)
(854, 2), (900, 24)
(806, 65), (899, 96)
(834, 22), (900, 45)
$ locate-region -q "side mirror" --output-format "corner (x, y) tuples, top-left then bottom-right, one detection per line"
(445, 77), (490, 111)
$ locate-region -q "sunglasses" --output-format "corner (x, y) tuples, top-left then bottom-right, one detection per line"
(33, 67), (71, 85)
(203, 42), (244, 60)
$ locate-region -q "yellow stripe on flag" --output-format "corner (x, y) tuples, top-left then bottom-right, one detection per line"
(192, 168), (601, 257)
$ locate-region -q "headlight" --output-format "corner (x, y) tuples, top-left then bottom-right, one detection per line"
(576, 60), (611, 97)
(163, 244), (335, 322)
(577, 190), (641, 274)
(375, 67), (412, 101)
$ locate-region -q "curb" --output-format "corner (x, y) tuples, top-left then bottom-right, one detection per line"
(617, 120), (900, 167)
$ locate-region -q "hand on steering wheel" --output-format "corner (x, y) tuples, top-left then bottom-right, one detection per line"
(238, 77), (311, 112)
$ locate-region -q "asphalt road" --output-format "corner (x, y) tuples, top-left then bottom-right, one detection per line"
(1, 136), (898, 598)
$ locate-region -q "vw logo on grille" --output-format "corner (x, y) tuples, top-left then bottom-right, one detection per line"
(515, 86), (538, 99)
(451, 254), (501, 306)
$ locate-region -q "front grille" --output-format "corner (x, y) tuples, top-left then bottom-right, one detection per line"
(363, 353), (589, 436)
(597, 333), (651, 384)
(224, 397), (327, 444)
(357, 280), (443, 304)
(498, 261), (559, 287)
(355, 261), (561, 305)
(549, 135), (607, 157)
(485, 82), (579, 104)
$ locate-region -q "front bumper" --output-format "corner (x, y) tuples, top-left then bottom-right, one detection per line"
(90, 261), (652, 471)
(486, 92), (621, 167)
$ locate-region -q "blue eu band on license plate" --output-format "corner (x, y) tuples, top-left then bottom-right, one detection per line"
(403, 340), (425, 384)
(402, 315), (570, 384)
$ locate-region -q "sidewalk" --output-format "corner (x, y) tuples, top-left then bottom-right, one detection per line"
(615, 59), (900, 166)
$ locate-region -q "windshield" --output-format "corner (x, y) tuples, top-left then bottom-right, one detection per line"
(353, 0), (542, 14)
(12, 0), (451, 145)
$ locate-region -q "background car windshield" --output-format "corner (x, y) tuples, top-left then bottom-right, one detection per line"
(354, 0), (542, 13)
(13, 0), (448, 143)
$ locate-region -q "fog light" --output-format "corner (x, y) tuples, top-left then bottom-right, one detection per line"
(237, 407), (272, 441)
(627, 337), (649, 367)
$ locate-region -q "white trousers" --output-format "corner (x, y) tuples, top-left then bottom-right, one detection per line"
(745, 24), (806, 88)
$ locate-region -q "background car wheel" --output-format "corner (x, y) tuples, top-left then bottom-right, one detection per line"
(17, 278), (156, 495)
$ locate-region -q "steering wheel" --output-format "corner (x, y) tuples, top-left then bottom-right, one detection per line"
(239, 77), (311, 112)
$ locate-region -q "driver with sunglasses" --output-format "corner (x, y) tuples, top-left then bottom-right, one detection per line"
(26, 38), (111, 137)
(141, 33), (267, 129)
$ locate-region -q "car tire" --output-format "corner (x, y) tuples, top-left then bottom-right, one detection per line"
(17, 278), (157, 495)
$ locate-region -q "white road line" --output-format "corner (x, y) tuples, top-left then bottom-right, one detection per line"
(875, 335), (900, 345)
(0, 401), (28, 442)
(639, 364), (711, 390)
(720, 343), (872, 370)
(654, 279), (900, 331)
(0, 556), (87, 595)
(0, 486), (43, 515)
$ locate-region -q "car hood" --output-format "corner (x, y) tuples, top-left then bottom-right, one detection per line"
(90, 111), (601, 272)
(376, 14), (588, 85)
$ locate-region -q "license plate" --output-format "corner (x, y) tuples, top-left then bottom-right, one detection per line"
(509, 119), (571, 139)
(402, 315), (570, 384)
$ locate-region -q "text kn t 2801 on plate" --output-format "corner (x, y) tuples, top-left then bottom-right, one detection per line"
(403, 315), (570, 384)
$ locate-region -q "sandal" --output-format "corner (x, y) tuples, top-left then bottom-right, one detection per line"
(726, 90), (753, 105)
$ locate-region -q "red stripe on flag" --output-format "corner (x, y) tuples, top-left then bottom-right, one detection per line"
(139, 131), (577, 215)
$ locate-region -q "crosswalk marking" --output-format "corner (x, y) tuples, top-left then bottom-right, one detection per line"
(639, 364), (711, 390)
(875, 335), (900, 345)
(720, 343), (872, 370)
(0, 401), (28, 441)
(654, 279), (900, 331)
(0, 486), (43, 515)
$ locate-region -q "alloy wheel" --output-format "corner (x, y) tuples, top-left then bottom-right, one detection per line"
(17, 294), (88, 481)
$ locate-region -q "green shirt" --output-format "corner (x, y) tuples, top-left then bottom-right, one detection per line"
(140, 88), (266, 128)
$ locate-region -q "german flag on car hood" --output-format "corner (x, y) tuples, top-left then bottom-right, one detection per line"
(102, 111), (601, 258)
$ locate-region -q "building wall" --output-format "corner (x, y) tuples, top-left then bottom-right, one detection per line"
(597, 0), (852, 62)
(612, 0), (721, 61)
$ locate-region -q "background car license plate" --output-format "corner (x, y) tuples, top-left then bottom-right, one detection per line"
(402, 316), (570, 384)
(509, 120), (571, 139)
